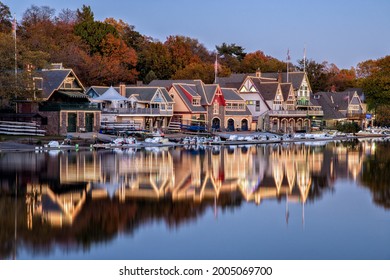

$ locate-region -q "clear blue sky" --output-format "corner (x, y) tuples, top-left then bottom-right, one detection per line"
(3, 0), (390, 69)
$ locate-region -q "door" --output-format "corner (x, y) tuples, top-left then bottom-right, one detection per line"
(241, 119), (248, 131)
(212, 118), (220, 131)
(227, 119), (234, 131)
(85, 113), (94, 132)
(67, 113), (77, 132)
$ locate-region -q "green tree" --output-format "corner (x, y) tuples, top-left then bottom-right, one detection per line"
(137, 40), (174, 81)
(361, 56), (390, 109)
(74, 5), (117, 55)
(216, 42), (246, 73)
(144, 70), (157, 84)
(297, 58), (328, 92)
(173, 62), (215, 84)
(0, 1), (12, 33)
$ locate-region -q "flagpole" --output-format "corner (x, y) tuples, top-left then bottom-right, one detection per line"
(286, 49), (290, 83)
(303, 45), (306, 73)
(13, 15), (17, 99)
(214, 53), (218, 84)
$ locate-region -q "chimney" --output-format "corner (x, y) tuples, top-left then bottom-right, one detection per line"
(330, 85), (336, 93)
(119, 83), (126, 97)
(256, 68), (261, 78)
(278, 70), (282, 83)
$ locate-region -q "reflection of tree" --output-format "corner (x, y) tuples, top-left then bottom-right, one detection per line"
(0, 192), (243, 259)
(361, 143), (390, 209)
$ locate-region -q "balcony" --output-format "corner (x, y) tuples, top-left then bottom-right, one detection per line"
(102, 107), (173, 116)
(268, 109), (323, 118)
(346, 112), (365, 119)
(308, 110), (324, 116)
(39, 103), (99, 111)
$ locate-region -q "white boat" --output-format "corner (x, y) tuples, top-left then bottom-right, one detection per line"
(305, 133), (333, 140)
(356, 129), (389, 137)
(226, 135), (238, 141)
(43, 140), (74, 150)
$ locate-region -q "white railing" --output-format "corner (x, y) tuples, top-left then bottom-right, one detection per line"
(102, 108), (173, 116)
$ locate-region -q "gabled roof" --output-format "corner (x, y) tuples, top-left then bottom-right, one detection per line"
(280, 83), (293, 100)
(171, 83), (206, 113)
(219, 71), (307, 91)
(148, 79), (195, 89)
(203, 84), (218, 104)
(218, 73), (252, 89)
(221, 88), (245, 101)
(40, 69), (72, 99)
(258, 82), (279, 101)
(86, 86), (118, 98)
(261, 72), (306, 90)
(93, 86), (128, 101)
(126, 87), (174, 103)
(313, 92), (349, 120)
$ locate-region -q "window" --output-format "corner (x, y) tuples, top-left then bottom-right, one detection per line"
(33, 77), (43, 90)
(238, 103), (245, 110)
(255, 101), (260, 112)
(192, 98), (200, 106)
(161, 104), (165, 110)
(213, 102), (219, 114)
(63, 77), (75, 89)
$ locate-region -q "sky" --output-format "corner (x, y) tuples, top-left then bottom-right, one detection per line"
(3, 0), (390, 69)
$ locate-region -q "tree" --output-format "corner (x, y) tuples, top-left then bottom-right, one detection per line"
(88, 33), (138, 85)
(137, 40), (174, 81)
(0, 1), (12, 33)
(57, 8), (77, 25)
(173, 62), (215, 84)
(144, 70), (157, 85)
(0, 33), (36, 102)
(74, 5), (118, 55)
(297, 58), (328, 92)
(104, 17), (146, 52)
(165, 35), (198, 73)
(356, 59), (379, 78)
(240, 50), (285, 73)
(22, 5), (55, 27)
(216, 42), (246, 61)
(216, 43), (246, 73)
(361, 56), (390, 125)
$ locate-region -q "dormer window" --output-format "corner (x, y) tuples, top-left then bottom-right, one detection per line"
(192, 98), (200, 106)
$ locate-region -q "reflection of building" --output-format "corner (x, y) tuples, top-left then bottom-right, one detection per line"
(18, 140), (375, 229)
(26, 182), (90, 228)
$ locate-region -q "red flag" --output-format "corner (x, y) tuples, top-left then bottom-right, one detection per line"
(12, 17), (16, 39)
(214, 55), (218, 73)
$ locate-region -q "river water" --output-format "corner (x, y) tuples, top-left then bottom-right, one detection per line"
(1, 138), (389, 260)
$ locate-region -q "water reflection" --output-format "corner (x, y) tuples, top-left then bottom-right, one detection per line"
(0, 138), (389, 259)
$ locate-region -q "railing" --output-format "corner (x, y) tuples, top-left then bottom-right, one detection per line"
(296, 100), (310, 106)
(268, 110), (324, 117)
(268, 110), (309, 117)
(346, 112), (365, 118)
(39, 103), (99, 111)
(308, 110), (324, 116)
(102, 107), (173, 116)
